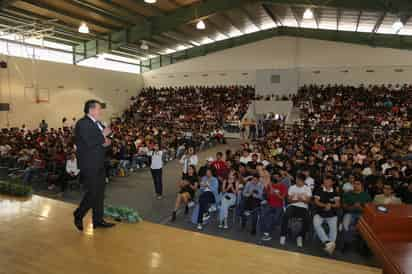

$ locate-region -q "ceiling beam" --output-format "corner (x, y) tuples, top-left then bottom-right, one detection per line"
(261, 3), (282, 26)
(355, 10), (362, 32)
(97, 0), (147, 23)
(75, 0), (412, 63)
(67, 0), (134, 26)
(0, 0), (18, 8)
(219, 13), (243, 34)
(372, 12), (386, 33)
(0, 12), (88, 44)
(290, 7), (301, 28)
(336, 9), (342, 31)
(143, 26), (412, 72)
(19, 0), (122, 30)
(313, 8), (321, 29)
(162, 31), (199, 47)
(1, 7), (100, 38)
(262, 0), (411, 14)
(239, 7), (259, 28)
(206, 19), (230, 38)
(129, 0), (165, 16)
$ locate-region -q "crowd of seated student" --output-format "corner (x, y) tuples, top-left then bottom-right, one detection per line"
(169, 84), (412, 256)
(294, 84), (412, 131)
(0, 85), (256, 194)
(123, 85), (255, 133)
(0, 126), (77, 194)
(0, 120), (213, 193)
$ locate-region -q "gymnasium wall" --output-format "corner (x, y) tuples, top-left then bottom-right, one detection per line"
(142, 36), (412, 91)
(0, 55), (144, 129)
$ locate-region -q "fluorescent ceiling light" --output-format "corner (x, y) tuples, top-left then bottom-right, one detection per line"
(303, 8), (314, 20)
(144, 0), (157, 3)
(78, 22), (89, 34)
(196, 20), (206, 30)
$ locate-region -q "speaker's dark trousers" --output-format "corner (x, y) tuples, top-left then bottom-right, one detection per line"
(74, 167), (105, 224)
(150, 168), (163, 196)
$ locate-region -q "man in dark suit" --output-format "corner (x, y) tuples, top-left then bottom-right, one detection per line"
(73, 100), (115, 231)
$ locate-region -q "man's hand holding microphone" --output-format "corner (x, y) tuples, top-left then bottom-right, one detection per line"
(103, 127), (112, 147)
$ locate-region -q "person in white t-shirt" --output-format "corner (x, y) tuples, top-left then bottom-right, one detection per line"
(302, 169), (315, 191)
(239, 149), (252, 164)
(60, 153), (80, 194)
(179, 147), (198, 176)
(148, 143), (164, 199)
(280, 173), (312, 248)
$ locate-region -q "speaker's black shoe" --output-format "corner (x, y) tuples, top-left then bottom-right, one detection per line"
(93, 220), (116, 229)
(73, 212), (83, 231)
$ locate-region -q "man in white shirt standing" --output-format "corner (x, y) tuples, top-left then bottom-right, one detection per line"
(280, 173), (312, 248)
(148, 143), (164, 199)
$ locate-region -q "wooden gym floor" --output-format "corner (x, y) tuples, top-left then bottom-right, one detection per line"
(0, 195), (381, 274)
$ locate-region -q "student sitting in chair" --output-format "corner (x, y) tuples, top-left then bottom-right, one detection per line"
(313, 176), (341, 255)
(279, 173), (312, 248)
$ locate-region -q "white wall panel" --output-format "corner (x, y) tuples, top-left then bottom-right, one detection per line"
(143, 36), (412, 91)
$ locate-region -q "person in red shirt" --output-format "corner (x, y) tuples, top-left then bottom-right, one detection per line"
(261, 172), (287, 241)
(211, 152), (229, 179)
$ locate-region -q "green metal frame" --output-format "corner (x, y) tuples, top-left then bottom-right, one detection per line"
(71, 0), (412, 63)
(143, 26), (412, 71)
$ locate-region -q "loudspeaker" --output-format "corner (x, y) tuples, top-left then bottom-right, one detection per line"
(0, 103), (10, 111)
